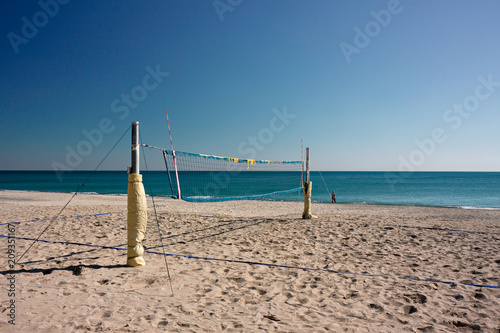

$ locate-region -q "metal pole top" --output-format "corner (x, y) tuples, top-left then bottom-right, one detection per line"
(131, 121), (140, 175)
(305, 147), (310, 183)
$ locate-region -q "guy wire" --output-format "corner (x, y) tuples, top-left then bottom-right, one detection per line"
(16, 125), (131, 264)
(140, 133), (174, 295)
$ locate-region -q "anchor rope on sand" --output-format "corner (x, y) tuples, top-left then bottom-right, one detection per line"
(2, 234), (498, 290)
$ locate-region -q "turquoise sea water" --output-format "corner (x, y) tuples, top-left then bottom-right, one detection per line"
(0, 171), (499, 209)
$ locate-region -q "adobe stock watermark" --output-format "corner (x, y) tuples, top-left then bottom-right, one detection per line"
(6, 223), (17, 325)
(7, 0), (70, 54)
(339, 0), (410, 64)
(190, 106), (296, 198)
(385, 74), (499, 188)
(213, 0), (243, 22)
(51, 64), (169, 181)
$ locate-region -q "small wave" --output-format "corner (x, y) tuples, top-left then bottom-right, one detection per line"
(458, 206), (500, 211)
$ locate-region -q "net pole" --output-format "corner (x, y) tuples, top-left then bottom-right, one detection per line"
(305, 147), (310, 183)
(299, 139), (304, 200)
(302, 147), (314, 219)
(127, 121), (148, 266)
(162, 150), (175, 198)
(131, 122), (140, 174)
(172, 151), (182, 199)
(301, 139), (304, 183)
(166, 109), (182, 199)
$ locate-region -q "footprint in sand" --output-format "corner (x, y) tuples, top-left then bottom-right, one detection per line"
(403, 293), (427, 304)
(101, 311), (112, 318)
(157, 319), (169, 327)
(97, 279), (110, 285)
(368, 303), (384, 312)
(446, 321), (481, 331)
(473, 292), (486, 300)
(402, 305), (418, 315)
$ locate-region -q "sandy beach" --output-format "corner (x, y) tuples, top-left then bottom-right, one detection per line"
(0, 190), (499, 332)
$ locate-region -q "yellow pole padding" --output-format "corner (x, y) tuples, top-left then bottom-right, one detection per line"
(302, 181), (317, 219)
(127, 173), (148, 266)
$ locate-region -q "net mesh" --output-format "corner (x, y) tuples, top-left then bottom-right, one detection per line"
(153, 147), (303, 202)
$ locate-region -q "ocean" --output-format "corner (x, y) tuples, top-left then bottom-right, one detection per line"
(0, 171), (499, 209)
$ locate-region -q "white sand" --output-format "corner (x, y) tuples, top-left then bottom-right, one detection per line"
(1, 190), (499, 332)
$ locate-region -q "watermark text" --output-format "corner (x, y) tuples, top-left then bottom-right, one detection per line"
(6, 223), (16, 325)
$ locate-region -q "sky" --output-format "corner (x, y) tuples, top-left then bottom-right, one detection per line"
(1, 0), (499, 172)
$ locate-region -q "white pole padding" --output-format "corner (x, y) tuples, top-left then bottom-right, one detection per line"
(127, 173), (148, 266)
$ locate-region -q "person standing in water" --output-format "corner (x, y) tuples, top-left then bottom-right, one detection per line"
(331, 190), (336, 203)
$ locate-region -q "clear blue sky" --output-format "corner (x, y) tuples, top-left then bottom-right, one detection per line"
(1, 0), (499, 171)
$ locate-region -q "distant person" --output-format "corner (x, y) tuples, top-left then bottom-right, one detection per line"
(331, 190), (336, 203)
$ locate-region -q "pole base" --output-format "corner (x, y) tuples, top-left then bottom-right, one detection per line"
(127, 256), (146, 267)
(302, 181), (317, 219)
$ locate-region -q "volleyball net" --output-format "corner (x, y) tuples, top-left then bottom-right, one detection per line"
(140, 144), (304, 202)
